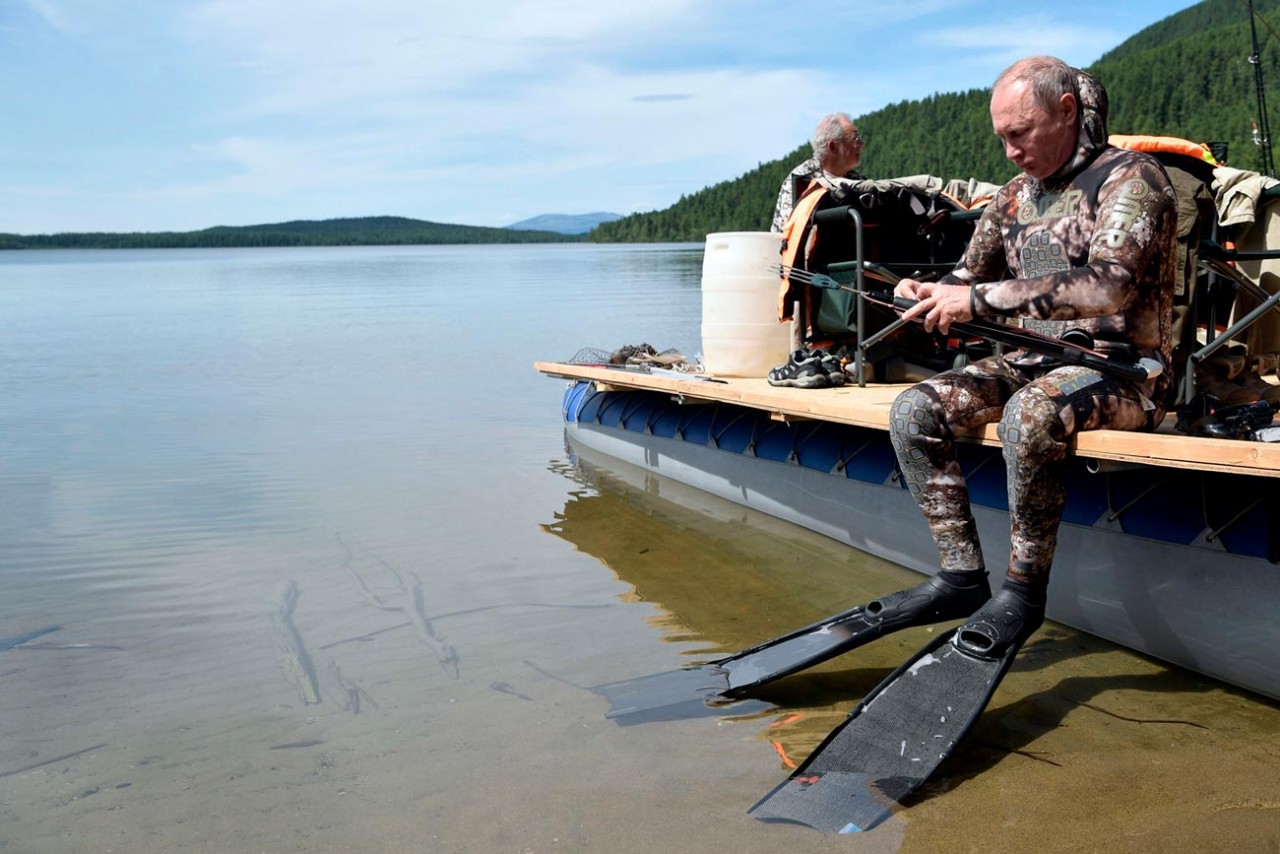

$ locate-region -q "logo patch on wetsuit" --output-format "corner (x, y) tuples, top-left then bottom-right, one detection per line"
(1016, 189), (1084, 225)
(1097, 178), (1151, 249)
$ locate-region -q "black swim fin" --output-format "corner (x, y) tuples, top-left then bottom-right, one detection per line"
(593, 573), (990, 724)
(748, 588), (1043, 833)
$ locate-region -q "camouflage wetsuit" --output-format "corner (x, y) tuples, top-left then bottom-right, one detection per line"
(771, 159), (865, 233)
(887, 79), (1178, 587)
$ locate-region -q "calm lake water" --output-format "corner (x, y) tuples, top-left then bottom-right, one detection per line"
(2, 244), (1279, 854)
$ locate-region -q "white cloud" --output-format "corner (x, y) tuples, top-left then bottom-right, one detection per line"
(131, 59), (825, 225)
(181, 0), (708, 117)
(156, 1), (852, 224)
(1, 0), (1204, 232)
(926, 15), (1127, 70)
(19, 0), (177, 40)
(19, 0), (75, 34)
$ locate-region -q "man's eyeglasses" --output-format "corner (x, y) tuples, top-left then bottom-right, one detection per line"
(848, 132), (865, 144)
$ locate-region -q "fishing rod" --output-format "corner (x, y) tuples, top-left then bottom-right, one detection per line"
(1249, 0), (1276, 176)
(777, 264), (1162, 384)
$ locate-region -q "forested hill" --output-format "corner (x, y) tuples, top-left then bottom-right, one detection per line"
(594, 0), (1280, 243)
(0, 216), (583, 250)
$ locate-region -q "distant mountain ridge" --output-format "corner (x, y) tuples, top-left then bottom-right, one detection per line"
(0, 215), (585, 250)
(505, 212), (623, 234)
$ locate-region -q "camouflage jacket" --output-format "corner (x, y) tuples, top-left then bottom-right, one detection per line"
(770, 159), (865, 233)
(943, 146), (1178, 368)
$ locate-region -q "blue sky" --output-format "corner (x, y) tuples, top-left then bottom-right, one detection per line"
(2, 0), (1205, 234)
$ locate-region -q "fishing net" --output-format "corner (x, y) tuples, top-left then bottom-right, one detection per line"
(566, 343), (703, 372)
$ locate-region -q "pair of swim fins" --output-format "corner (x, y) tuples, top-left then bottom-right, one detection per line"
(592, 576), (1042, 834)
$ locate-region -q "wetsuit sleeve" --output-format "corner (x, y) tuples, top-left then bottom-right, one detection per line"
(970, 157), (1176, 321)
(938, 195), (1009, 289)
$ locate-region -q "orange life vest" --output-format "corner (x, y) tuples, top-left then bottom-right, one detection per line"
(777, 183), (829, 322)
(1109, 134), (1220, 166)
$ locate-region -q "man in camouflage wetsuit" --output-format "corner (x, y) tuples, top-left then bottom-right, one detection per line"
(877, 56), (1178, 653)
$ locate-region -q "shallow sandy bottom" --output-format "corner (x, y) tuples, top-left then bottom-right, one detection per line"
(3, 473), (1280, 854)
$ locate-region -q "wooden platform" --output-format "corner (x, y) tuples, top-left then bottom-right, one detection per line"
(535, 361), (1280, 479)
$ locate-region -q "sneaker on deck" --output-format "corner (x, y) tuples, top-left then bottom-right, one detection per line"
(814, 349), (847, 386)
(768, 350), (829, 389)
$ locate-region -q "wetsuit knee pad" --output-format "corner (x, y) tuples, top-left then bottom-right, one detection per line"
(888, 386), (944, 498)
(889, 387), (944, 444)
(997, 387), (1058, 465)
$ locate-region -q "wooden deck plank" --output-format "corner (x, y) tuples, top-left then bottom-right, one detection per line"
(534, 361), (1280, 478)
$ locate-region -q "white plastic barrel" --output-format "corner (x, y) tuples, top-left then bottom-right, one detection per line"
(700, 232), (792, 377)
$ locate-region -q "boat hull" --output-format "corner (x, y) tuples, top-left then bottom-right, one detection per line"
(561, 381), (1280, 702)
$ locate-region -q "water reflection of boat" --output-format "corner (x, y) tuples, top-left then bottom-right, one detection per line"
(535, 363), (1280, 703)
(542, 448), (970, 756)
(543, 451), (933, 663)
